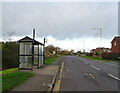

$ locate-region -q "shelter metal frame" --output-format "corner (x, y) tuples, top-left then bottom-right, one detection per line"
(18, 36), (44, 70)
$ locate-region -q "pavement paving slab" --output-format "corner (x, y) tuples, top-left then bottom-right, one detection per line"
(9, 59), (60, 92)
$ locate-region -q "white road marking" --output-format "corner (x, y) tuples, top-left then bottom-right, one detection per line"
(66, 69), (68, 71)
(85, 73), (91, 78)
(89, 74), (95, 78)
(42, 82), (46, 86)
(108, 74), (120, 81)
(84, 73), (95, 78)
(90, 65), (100, 71)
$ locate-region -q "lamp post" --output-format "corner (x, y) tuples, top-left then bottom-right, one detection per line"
(94, 28), (102, 59)
(99, 28), (102, 59)
(83, 40), (85, 53)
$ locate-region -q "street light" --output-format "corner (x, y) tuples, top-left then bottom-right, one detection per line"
(83, 40), (85, 53)
(99, 28), (102, 59)
(94, 28), (102, 59)
(79, 40), (85, 54)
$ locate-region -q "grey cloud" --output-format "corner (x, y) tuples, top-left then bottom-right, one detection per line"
(2, 2), (118, 40)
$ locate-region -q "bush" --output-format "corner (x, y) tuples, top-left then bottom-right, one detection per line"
(45, 53), (51, 59)
(102, 53), (120, 60)
(45, 52), (60, 59)
(54, 54), (60, 57)
(2, 42), (19, 70)
(85, 53), (92, 56)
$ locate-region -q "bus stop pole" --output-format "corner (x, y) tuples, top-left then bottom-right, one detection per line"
(43, 38), (45, 65)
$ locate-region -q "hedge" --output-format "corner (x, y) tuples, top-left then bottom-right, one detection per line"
(101, 53), (120, 60)
(2, 42), (19, 70)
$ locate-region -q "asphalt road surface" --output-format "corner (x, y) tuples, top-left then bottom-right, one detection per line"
(59, 56), (119, 91)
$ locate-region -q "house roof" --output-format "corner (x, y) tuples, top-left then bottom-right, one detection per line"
(111, 36), (120, 43)
(91, 47), (111, 52)
(18, 36), (44, 45)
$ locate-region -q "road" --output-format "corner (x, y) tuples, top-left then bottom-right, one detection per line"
(58, 56), (119, 91)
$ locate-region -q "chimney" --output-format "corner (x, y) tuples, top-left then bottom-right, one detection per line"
(33, 29), (35, 39)
(44, 38), (45, 44)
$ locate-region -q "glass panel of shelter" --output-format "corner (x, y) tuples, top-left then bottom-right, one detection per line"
(19, 42), (33, 69)
(33, 45), (39, 66)
(20, 42), (32, 55)
(38, 45), (44, 68)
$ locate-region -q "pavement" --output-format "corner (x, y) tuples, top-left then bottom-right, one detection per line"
(9, 57), (61, 92)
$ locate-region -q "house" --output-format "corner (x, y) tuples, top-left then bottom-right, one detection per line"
(90, 49), (97, 54)
(111, 36), (120, 53)
(90, 47), (111, 56)
(91, 47), (111, 53)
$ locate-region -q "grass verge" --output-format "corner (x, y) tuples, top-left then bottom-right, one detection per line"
(2, 71), (33, 93)
(44, 57), (59, 65)
(80, 56), (120, 62)
(0, 68), (18, 75)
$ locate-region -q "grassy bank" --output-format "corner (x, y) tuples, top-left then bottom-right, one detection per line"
(0, 68), (18, 75)
(80, 56), (120, 62)
(44, 57), (59, 65)
(2, 68), (33, 93)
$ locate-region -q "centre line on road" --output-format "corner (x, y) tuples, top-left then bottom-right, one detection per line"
(108, 74), (120, 81)
(90, 65), (100, 71)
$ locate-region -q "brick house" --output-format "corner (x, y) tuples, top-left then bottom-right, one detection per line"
(90, 47), (111, 56)
(90, 47), (111, 53)
(111, 36), (120, 53)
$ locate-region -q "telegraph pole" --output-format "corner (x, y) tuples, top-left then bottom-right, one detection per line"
(93, 27), (102, 59)
(83, 40), (85, 53)
(99, 28), (102, 59)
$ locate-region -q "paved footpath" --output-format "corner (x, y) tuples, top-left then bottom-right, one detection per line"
(9, 58), (61, 92)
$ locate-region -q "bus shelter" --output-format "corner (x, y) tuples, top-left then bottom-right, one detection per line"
(18, 36), (44, 70)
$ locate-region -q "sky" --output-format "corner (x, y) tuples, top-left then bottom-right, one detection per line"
(1, 1), (119, 52)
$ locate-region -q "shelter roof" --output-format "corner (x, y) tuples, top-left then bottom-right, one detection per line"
(18, 36), (44, 45)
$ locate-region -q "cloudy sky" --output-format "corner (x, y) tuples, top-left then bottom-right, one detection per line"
(1, 1), (118, 52)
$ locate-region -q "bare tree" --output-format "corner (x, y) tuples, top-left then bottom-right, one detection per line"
(3, 32), (15, 42)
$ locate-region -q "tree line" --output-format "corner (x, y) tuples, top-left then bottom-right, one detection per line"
(2, 42), (81, 70)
